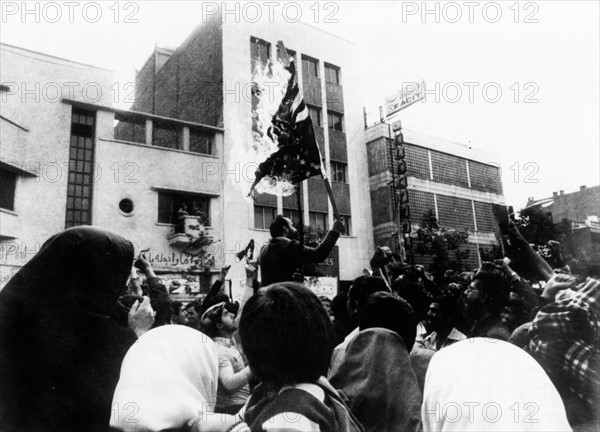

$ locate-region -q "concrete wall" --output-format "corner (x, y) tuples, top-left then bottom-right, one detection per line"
(93, 109), (224, 270)
(0, 43), (114, 287)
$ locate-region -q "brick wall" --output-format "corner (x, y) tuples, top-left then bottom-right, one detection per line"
(133, 17), (223, 127)
(550, 186), (600, 223)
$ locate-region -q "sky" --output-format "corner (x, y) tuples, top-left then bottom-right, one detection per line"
(1, 1), (598, 210)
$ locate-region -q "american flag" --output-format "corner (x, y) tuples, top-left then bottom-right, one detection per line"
(248, 42), (323, 196)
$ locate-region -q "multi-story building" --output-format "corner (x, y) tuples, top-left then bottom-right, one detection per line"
(365, 122), (506, 269)
(525, 185), (600, 260)
(0, 12), (374, 291)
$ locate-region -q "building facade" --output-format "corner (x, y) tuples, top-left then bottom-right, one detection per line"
(0, 13), (374, 290)
(365, 122), (506, 269)
(525, 185), (600, 261)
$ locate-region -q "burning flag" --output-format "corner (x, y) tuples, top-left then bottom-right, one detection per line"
(248, 41), (323, 196)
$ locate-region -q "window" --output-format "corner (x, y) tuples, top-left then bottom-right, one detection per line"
(254, 205), (277, 230)
(330, 161), (347, 183)
(282, 209), (301, 225)
(328, 111), (343, 132)
(339, 215), (352, 236)
(158, 192), (210, 225)
(309, 211), (329, 232)
(66, 108), (95, 228)
(0, 168), (16, 211)
(251, 37), (271, 65)
(152, 121), (180, 150)
(324, 64), (340, 85)
(302, 56), (319, 78)
(190, 129), (213, 155)
(308, 106), (321, 127)
(114, 113), (146, 144)
(277, 46), (296, 63)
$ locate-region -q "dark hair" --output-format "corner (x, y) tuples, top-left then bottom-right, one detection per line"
(359, 292), (418, 351)
(331, 293), (349, 321)
(472, 263), (510, 315)
(431, 295), (456, 321)
(348, 276), (389, 313)
(269, 215), (289, 238)
(505, 297), (531, 328)
(392, 278), (432, 322)
(239, 282), (335, 387)
(171, 301), (183, 315)
(184, 300), (202, 314)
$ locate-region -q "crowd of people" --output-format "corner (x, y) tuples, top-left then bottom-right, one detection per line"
(0, 214), (598, 431)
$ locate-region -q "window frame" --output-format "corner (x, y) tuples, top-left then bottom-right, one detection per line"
(324, 63), (341, 85)
(308, 105), (322, 127)
(158, 191), (211, 226)
(308, 211), (329, 232)
(254, 205), (277, 230)
(330, 161), (347, 183)
(250, 37), (271, 65)
(302, 55), (319, 78)
(327, 111), (344, 132)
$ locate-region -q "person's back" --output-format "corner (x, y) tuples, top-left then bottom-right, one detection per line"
(330, 292), (422, 432)
(258, 215), (344, 286)
(329, 276), (389, 377)
(190, 282), (362, 432)
(259, 236), (303, 286)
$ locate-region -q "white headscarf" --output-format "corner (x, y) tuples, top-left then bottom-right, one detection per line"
(422, 338), (571, 432)
(111, 325), (218, 431)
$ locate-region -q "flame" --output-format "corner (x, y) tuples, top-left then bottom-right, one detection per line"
(249, 58), (297, 197)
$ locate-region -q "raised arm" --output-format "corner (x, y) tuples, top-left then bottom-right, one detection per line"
(302, 218), (345, 263)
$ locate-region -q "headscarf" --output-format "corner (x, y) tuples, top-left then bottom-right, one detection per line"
(111, 325), (218, 431)
(422, 338), (571, 431)
(0, 226), (136, 432)
(329, 328), (423, 432)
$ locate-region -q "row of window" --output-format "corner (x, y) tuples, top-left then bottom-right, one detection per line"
(254, 206), (352, 235)
(308, 106), (344, 132)
(251, 37), (341, 85)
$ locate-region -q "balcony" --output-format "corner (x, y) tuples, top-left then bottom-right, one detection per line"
(167, 215), (207, 248)
(302, 74), (322, 107)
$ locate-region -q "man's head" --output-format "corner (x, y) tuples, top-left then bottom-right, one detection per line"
(462, 262), (510, 317)
(269, 215), (298, 239)
(359, 291), (418, 351)
(424, 295), (456, 333)
(391, 277), (432, 322)
(202, 301), (239, 338)
(346, 275), (389, 323)
(183, 301), (201, 328)
(240, 282), (335, 387)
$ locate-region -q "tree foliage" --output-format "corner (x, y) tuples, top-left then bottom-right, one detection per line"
(413, 210), (471, 282)
(515, 206), (562, 245)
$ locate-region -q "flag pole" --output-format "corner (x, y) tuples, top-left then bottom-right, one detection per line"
(296, 183), (305, 281)
(323, 176), (340, 220)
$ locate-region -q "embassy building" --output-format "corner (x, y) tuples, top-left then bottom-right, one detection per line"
(0, 11), (374, 292)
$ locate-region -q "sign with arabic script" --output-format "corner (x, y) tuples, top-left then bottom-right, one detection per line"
(144, 250), (195, 268)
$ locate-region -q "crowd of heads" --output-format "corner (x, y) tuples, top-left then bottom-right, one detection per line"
(1, 223), (598, 432)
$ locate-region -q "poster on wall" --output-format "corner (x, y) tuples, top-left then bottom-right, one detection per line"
(304, 276), (338, 299)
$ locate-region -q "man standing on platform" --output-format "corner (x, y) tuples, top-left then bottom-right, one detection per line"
(258, 215), (345, 286)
